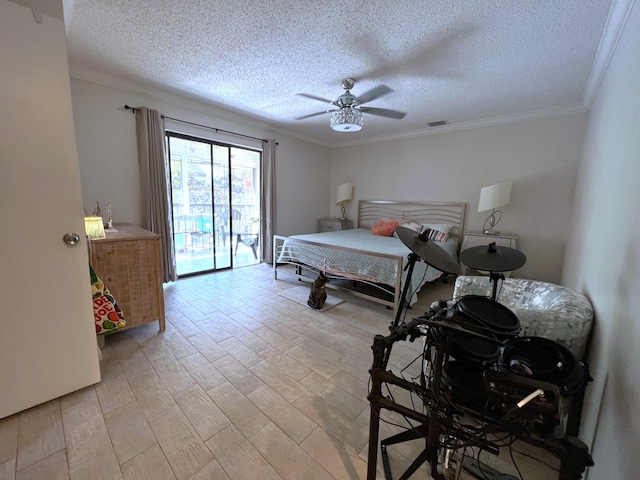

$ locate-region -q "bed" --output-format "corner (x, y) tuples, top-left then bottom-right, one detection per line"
(273, 200), (466, 317)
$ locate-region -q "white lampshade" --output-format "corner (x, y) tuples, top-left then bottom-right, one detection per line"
(478, 180), (512, 212)
(336, 183), (353, 205)
(84, 216), (106, 239)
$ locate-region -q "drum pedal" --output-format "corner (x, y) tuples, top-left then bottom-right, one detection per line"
(462, 456), (518, 480)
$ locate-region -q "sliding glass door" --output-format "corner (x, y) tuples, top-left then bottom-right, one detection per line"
(167, 133), (261, 276)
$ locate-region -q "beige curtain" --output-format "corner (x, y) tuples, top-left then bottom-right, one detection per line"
(260, 139), (276, 263)
(135, 107), (177, 282)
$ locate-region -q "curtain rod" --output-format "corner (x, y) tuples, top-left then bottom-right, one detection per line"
(124, 105), (276, 144)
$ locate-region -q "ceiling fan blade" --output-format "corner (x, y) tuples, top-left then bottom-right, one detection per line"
(295, 110), (337, 120)
(359, 107), (406, 119)
(355, 85), (392, 105)
(296, 93), (336, 105)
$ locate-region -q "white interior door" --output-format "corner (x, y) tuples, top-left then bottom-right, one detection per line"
(0, 0), (100, 419)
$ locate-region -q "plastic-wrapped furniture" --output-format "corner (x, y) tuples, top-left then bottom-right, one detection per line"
(453, 276), (593, 359)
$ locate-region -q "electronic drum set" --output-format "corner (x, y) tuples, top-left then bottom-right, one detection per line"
(366, 226), (594, 480)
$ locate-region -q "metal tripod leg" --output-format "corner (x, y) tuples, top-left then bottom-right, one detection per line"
(368, 330), (447, 480)
(489, 271), (504, 301)
(381, 424), (430, 480)
(382, 424), (430, 447)
(367, 334), (388, 480)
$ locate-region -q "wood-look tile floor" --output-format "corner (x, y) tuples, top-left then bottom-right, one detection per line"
(0, 264), (560, 479)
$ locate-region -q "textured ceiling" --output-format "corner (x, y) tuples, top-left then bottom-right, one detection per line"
(62, 0), (614, 147)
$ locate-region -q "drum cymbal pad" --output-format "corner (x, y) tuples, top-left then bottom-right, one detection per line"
(459, 242), (526, 272)
(395, 226), (461, 274)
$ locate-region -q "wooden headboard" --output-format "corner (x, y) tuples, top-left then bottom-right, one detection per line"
(357, 200), (466, 243)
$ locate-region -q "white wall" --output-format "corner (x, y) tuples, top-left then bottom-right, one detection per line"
(70, 78), (331, 238)
(71, 78), (588, 282)
(331, 114), (588, 282)
(562, 1), (640, 477)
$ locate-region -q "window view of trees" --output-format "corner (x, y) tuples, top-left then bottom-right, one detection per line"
(167, 133), (260, 275)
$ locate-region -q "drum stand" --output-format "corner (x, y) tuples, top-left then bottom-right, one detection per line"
(387, 225), (462, 342)
(368, 237), (593, 479)
(366, 316), (594, 480)
(367, 316), (503, 480)
(367, 315), (444, 480)
(488, 270), (504, 302)
(382, 252), (421, 368)
(368, 228), (473, 478)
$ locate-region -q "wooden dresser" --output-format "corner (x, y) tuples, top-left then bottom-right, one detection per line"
(89, 224), (166, 340)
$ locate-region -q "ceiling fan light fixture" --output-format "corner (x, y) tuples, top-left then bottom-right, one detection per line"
(330, 107), (363, 132)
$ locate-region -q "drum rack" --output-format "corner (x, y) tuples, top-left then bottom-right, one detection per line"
(366, 312), (594, 480)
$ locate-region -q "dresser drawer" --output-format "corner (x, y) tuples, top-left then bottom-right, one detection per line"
(318, 218), (353, 232)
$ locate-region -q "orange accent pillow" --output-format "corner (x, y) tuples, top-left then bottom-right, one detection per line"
(371, 218), (400, 236)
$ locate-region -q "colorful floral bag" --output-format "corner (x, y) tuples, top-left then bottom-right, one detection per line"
(90, 265), (126, 334)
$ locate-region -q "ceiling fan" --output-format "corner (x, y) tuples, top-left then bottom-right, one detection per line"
(296, 78), (407, 132)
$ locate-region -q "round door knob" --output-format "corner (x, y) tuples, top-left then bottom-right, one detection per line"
(63, 232), (81, 246)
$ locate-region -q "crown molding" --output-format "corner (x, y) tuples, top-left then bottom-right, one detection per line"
(583, 0), (636, 108)
(69, 65), (590, 151)
(331, 104), (589, 149)
(68, 65), (327, 148)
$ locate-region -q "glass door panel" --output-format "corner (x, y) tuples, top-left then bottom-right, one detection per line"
(169, 135), (225, 276)
(168, 133), (260, 276)
(212, 145), (231, 269)
(230, 147), (261, 265)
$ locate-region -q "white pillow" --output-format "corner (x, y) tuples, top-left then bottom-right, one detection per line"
(392, 221), (422, 237)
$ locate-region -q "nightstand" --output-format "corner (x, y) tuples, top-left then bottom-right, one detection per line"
(460, 232), (518, 276)
(318, 218), (353, 233)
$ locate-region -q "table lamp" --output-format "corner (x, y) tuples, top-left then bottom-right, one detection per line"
(84, 216), (106, 239)
(336, 183), (353, 220)
(478, 180), (512, 235)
